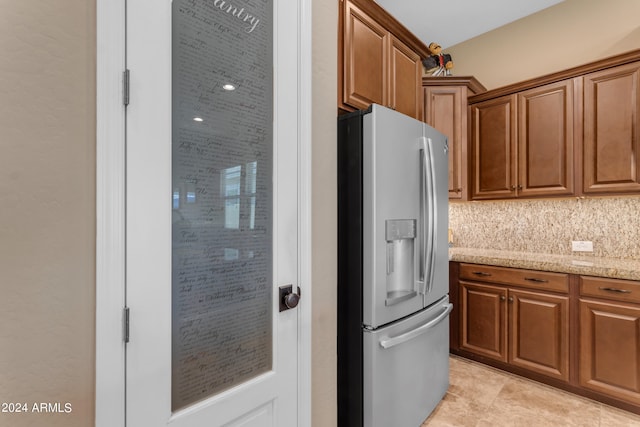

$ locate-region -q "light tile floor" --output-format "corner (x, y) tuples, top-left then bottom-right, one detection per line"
(422, 355), (640, 427)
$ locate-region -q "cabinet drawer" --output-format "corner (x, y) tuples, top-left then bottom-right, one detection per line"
(460, 263), (568, 293)
(580, 276), (640, 304)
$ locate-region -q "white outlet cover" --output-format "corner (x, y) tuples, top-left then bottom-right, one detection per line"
(572, 240), (593, 252)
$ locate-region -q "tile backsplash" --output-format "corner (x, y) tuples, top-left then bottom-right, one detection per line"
(448, 196), (640, 260)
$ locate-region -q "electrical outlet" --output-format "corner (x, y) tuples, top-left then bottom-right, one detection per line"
(572, 240), (593, 252)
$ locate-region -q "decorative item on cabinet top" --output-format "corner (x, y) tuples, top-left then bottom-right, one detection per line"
(423, 42), (453, 76)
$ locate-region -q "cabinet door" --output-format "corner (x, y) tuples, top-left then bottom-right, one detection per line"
(470, 95), (517, 199)
(389, 35), (422, 119)
(580, 298), (640, 405)
(583, 62), (640, 194)
(424, 86), (466, 199)
(518, 80), (575, 197)
(460, 281), (508, 362)
(509, 289), (569, 382)
(343, 1), (388, 110)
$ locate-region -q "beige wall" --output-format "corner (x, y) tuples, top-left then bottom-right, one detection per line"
(447, 0), (640, 90)
(0, 2), (96, 427)
(312, 0), (338, 425)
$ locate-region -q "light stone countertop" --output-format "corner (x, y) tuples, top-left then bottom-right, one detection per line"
(449, 247), (640, 281)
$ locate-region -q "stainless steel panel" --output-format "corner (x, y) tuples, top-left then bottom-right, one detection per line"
(363, 296), (451, 427)
(362, 105), (425, 328)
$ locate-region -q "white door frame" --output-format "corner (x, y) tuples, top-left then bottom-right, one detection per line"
(95, 0), (312, 425)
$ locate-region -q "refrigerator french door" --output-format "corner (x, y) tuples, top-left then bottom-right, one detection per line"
(338, 104), (451, 427)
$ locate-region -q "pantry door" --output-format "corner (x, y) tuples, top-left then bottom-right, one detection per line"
(125, 0), (308, 425)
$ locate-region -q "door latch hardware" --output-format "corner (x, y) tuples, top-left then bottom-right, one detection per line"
(123, 69), (130, 106)
(279, 284), (301, 312)
(123, 306), (130, 343)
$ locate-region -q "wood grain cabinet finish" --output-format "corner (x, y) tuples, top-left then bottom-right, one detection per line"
(583, 61), (640, 194)
(469, 95), (518, 199)
(460, 281), (508, 362)
(458, 264), (570, 381)
(517, 79), (576, 197)
(470, 80), (576, 200)
(423, 77), (486, 200)
(510, 289), (569, 381)
(339, 0), (426, 120)
(451, 262), (640, 414)
(342, 1), (388, 110)
(465, 50), (640, 199)
(579, 276), (640, 405)
(389, 35), (422, 119)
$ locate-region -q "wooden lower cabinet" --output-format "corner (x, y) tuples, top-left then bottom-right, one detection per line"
(459, 280), (569, 381)
(579, 299), (640, 404)
(451, 262), (640, 415)
(579, 276), (640, 406)
(510, 289), (569, 381)
(460, 281), (507, 361)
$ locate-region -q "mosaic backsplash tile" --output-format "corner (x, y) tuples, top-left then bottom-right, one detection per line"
(448, 196), (640, 260)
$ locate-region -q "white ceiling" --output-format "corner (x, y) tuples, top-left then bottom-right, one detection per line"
(374, 0), (564, 49)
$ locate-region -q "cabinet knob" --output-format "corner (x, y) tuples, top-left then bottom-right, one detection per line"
(500, 295), (506, 301)
(510, 185), (516, 191)
(508, 296), (514, 302)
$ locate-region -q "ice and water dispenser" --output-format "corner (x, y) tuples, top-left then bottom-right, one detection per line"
(385, 219), (417, 306)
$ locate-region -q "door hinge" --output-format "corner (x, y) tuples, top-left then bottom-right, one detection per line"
(123, 306), (130, 343)
(123, 69), (130, 106)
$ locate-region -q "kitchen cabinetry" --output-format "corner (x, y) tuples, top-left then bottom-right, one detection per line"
(466, 49), (640, 199)
(458, 263), (570, 381)
(422, 77), (486, 200)
(450, 260), (640, 415)
(579, 276), (640, 405)
(339, 0), (427, 120)
(469, 79), (576, 200)
(583, 61), (640, 194)
(469, 95), (517, 199)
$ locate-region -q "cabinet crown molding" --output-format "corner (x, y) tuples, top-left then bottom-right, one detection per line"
(422, 76), (487, 94)
(469, 48), (640, 104)
(345, 0), (430, 58)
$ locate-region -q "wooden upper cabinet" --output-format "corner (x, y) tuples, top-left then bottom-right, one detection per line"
(339, 0), (428, 120)
(342, 1), (388, 110)
(517, 79), (576, 197)
(470, 80), (577, 200)
(389, 35), (422, 119)
(583, 61), (640, 194)
(470, 95), (517, 199)
(423, 77), (486, 200)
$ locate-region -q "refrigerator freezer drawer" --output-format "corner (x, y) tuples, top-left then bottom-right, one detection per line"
(363, 296), (451, 427)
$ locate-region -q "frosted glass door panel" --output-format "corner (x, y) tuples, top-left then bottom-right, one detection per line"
(171, 0), (273, 411)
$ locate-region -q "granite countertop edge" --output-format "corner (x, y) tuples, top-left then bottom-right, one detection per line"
(449, 248), (640, 281)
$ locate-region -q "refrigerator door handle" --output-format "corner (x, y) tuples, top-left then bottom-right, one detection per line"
(419, 137), (436, 295)
(379, 303), (453, 349)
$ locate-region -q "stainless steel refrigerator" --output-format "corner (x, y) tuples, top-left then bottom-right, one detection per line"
(338, 104), (452, 427)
